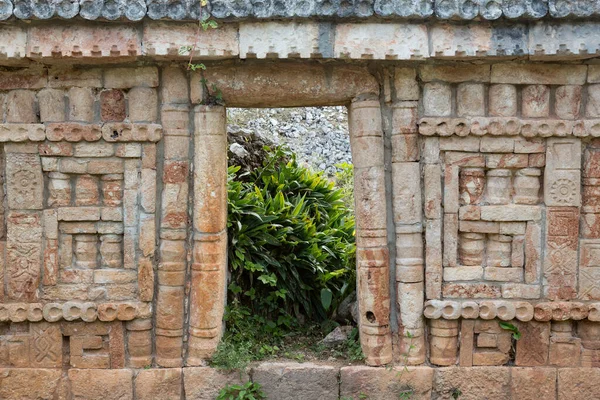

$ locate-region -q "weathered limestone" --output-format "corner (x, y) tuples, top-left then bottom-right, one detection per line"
(188, 105), (227, 364)
(350, 98), (392, 366)
(2, 1), (600, 392)
(155, 76), (190, 367)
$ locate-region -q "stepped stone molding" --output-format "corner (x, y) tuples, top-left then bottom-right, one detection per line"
(4, 0), (600, 21)
(4, 20), (600, 63)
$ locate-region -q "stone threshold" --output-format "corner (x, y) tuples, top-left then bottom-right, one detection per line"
(3, 363), (597, 399)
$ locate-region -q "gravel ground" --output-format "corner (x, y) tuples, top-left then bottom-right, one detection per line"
(227, 106), (351, 176)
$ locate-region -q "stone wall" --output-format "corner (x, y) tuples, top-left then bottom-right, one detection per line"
(2, 5), (600, 398)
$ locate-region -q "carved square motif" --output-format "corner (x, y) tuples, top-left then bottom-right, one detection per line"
(441, 151), (544, 292)
(460, 319), (512, 366)
(62, 321), (125, 369)
(580, 240), (600, 268)
(0, 322), (62, 368)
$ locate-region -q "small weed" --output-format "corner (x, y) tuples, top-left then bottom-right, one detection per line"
(499, 321), (522, 340)
(210, 340), (255, 371)
(345, 327), (365, 361)
(398, 389), (414, 399)
(216, 382), (265, 400)
(451, 388), (463, 399)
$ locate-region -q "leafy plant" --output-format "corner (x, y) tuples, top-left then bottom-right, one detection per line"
(345, 327), (365, 361)
(178, 0), (224, 105)
(451, 388), (463, 399)
(499, 321), (522, 340)
(334, 162), (354, 211)
(227, 146), (356, 327)
(216, 382), (266, 400)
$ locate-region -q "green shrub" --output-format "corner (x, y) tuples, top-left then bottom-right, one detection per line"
(227, 146), (356, 328)
(216, 382), (266, 400)
(334, 162), (354, 212)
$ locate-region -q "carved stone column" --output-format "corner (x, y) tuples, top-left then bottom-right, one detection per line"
(187, 105), (227, 365)
(349, 98), (393, 366)
(390, 67), (426, 365)
(155, 67), (191, 367)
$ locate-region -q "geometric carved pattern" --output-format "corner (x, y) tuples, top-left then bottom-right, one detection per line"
(433, 137), (545, 300)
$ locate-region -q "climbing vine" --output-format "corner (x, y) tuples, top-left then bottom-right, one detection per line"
(178, 0), (223, 105)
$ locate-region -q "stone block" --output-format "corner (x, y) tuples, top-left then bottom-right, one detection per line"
(442, 283), (502, 298)
(484, 267), (523, 282)
(391, 134), (419, 162)
(6, 153), (43, 210)
(457, 83), (485, 117)
(555, 85), (582, 119)
(423, 82), (451, 117)
(183, 367), (248, 400)
(68, 87), (95, 123)
(480, 205), (542, 221)
(48, 67), (103, 88)
(439, 136), (480, 152)
(544, 207), (579, 300)
(424, 164), (442, 219)
(0, 368), (63, 400)
(420, 65), (490, 83)
(480, 137), (514, 153)
(515, 321), (550, 366)
(37, 88), (65, 122)
(489, 84), (517, 117)
(252, 363), (338, 400)
(340, 366), (433, 400)
(74, 142), (115, 158)
(491, 64), (587, 85)
(588, 65), (600, 83)
(544, 169), (581, 207)
(0, 25), (26, 62)
(522, 85), (550, 118)
(104, 67), (159, 89)
(161, 67), (190, 104)
(334, 23), (428, 60)
(0, 68), (47, 90)
(511, 368), (556, 400)
(27, 24), (140, 59)
(144, 21), (238, 58)
(69, 369), (133, 400)
(444, 266), (483, 281)
(6, 90), (37, 123)
(433, 367), (510, 400)
(392, 162), (422, 225)
(135, 368), (182, 400)
(129, 88), (158, 122)
(395, 68), (419, 101)
(558, 368), (600, 400)
(502, 284), (541, 299)
(529, 153), (546, 168)
(100, 90), (126, 122)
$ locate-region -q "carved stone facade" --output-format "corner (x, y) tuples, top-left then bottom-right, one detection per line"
(1, 4), (600, 399)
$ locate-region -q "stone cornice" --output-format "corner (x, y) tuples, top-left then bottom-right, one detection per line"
(5, 19), (600, 64)
(1, 0), (600, 22)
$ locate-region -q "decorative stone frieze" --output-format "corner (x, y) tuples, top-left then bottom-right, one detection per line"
(1, 6), (600, 391)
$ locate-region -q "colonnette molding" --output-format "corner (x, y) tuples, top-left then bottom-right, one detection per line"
(2, 2), (600, 399)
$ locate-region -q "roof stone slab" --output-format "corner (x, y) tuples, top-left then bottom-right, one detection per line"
(1, 0), (600, 21)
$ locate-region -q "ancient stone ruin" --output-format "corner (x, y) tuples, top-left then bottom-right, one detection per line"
(1, 0), (600, 398)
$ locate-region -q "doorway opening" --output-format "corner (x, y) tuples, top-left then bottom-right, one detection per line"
(212, 106), (361, 368)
